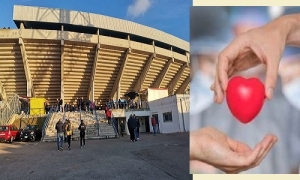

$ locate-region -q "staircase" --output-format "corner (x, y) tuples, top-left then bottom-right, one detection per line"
(42, 110), (117, 142)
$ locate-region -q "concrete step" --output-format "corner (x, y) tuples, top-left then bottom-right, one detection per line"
(42, 134), (117, 142)
(42, 110), (117, 142)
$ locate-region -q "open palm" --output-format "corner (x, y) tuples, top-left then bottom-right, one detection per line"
(190, 127), (277, 174)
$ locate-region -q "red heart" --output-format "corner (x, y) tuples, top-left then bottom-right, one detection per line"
(226, 76), (265, 124)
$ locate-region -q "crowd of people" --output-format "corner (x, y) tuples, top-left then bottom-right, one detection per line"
(44, 97), (149, 116)
(52, 96), (152, 149)
(55, 118), (86, 151)
(106, 99), (149, 110)
(127, 114), (140, 142)
(44, 97), (97, 114)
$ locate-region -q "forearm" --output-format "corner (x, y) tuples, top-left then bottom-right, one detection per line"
(268, 13), (300, 47)
(285, 14), (300, 47)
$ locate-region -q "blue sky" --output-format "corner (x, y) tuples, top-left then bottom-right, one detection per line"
(0, 0), (190, 41)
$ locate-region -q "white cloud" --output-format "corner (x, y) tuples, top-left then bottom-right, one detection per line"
(127, 0), (153, 18)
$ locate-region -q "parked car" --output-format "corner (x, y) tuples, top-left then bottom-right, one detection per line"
(0, 125), (19, 143)
(19, 125), (42, 142)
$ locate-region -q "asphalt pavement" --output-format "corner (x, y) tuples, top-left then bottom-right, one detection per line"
(0, 132), (192, 180)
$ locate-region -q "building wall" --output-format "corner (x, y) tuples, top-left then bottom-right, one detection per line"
(176, 94), (190, 132)
(148, 94), (190, 134)
(124, 109), (151, 135)
(147, 88), (168, 102)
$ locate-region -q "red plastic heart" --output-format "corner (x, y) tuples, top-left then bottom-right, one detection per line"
(226, 76), (265, 123)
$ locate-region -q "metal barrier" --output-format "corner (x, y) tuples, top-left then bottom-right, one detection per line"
(105, 101), (149, 110)
(29, 108), (45, 116)
(0, 94), (21, 125)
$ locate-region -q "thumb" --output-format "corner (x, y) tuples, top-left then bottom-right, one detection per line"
(264, 59), (280, 100)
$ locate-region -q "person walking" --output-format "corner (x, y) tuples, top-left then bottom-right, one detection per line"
(78, 120), (86, 148)
(120, 120), (125, 137)
(112, 115), (118, 135)
(65, 119), (73, 150)
(106, 108), (112, 125)
(63, 120), (68, 143)
(135, 116), (140, 140)
(59, 98), (63, 112)
(151, 115), (157, 135)
(55, 118), (64, 151)
(127, 115), (136, 142)
(90, 101), (96, 115)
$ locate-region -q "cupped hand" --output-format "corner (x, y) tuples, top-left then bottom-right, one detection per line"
(190, 127), (278, 174)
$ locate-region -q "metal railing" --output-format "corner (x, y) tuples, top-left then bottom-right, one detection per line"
(0, 94), (21, 125)
(105, 101), (149, 109)
(0, 80), (7, 103)
(94, 109), (100, 136)
(41, 107), (55, 141)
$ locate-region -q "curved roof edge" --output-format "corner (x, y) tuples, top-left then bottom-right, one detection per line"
(13, 5), (189, 52)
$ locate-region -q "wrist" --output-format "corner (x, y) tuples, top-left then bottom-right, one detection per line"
(190, 131), (203, 161)
(281, 14), (300, 46)
(190, 132), (197, 160)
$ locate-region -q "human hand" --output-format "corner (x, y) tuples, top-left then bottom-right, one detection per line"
(211, 16), (293, 103)
(190, 127), (277, 174)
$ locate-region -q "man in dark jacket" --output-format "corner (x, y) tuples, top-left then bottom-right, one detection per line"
(78, 120), (86, 148)
(127, 115), (136, 142)
(55, 118), (64, 151)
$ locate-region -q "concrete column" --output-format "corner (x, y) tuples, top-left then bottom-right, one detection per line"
(61, 25), (65, 103)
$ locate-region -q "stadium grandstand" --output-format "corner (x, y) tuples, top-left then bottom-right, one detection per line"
(0, 5), (190, 106)
(0, 5), (190, 138)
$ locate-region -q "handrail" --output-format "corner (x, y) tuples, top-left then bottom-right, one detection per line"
(41, 107), (54, 141)
(94, 108), (100, 136)
(0, 94), (21, 125)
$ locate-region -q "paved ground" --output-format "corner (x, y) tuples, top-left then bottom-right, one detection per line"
(0, 132), (192, 180)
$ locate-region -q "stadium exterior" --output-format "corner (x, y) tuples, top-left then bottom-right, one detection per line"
(0, 5), (190, 106)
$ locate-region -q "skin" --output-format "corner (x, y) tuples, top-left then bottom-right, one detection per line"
(190, 127), (277, 174)
(212, 13), (300, 103)
(190, 13), (300, 174)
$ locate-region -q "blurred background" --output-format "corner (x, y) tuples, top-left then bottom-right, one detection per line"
(190, 6), (300, 174)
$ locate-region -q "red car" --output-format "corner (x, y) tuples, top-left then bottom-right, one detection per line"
(0, 125), (19, 143)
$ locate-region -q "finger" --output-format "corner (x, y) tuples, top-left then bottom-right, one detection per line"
(239, 144), (264, 173)
(264, 58), (280, 100)
(217, 37), (244, 91)
(210, 84), (215, 91)
(255, 135), (278, 166)
(245, 134), (277, 171)
(225, 143), (262, 167)
(214, 69), (224, 103)
(228, 68), (236, 79)
(242, 143), (263, 166)
(217, 53), (229, 91)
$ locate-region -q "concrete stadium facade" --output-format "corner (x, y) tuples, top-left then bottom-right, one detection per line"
(0, 5), (190, 105)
